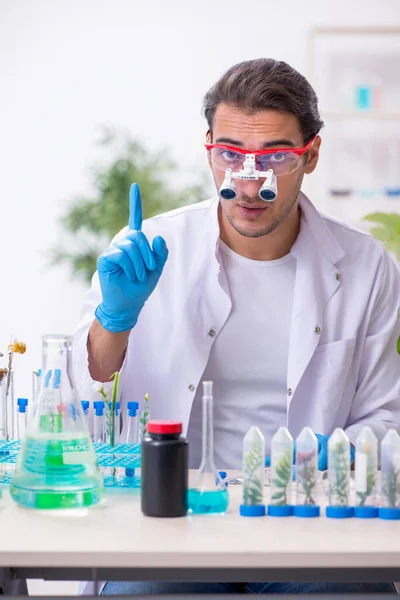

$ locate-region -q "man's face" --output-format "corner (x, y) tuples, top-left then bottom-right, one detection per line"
(207, 104), (320, 239)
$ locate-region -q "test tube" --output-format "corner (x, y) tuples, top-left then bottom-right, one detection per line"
(81, 400), (89, 429)
(31, 369), (42, 404)
(379, 429), (400, 520)
(115, 401), (120, 444)
(268, 427), (293, 516)
(16, 398), (28, 439)
(139, 393), (150, 442)
(293, 427), (320, 517)
(240, 426), (265, 517)
(126, 401), (139, 444)
(125, 402), (139, 479)
(326, 428), (352, 518)
(93, 401), (105, 443)
(106, 401), (121, 445)
(354, 426), (378, 518)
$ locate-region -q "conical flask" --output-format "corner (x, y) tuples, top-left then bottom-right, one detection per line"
(10, 334), (104, 510)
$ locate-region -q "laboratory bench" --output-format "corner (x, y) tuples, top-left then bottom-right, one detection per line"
(0, 471), (400, 595)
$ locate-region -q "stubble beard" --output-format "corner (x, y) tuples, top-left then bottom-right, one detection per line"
(221, 179), (302, 239)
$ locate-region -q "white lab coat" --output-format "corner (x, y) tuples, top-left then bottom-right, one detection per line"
(73, 192), (400, 445)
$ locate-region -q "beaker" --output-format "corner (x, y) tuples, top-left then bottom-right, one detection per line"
(188, 381), (229, 514)
(10, 334), (104, 510)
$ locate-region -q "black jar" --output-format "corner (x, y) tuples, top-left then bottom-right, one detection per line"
(141, 420), (188, 517)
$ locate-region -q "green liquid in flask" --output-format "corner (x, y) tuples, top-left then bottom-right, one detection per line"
(10, 432), (103, 509)
(10, 333), (104, 511)
(188, 488), (229, 514)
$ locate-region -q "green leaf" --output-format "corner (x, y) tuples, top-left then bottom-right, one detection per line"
(271, 478), (287, 488)
(48, 128), (211, 283)
(397, 335), (400, 355)
(271, 491), (285, 500)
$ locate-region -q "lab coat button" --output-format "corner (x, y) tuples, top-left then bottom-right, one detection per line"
(287, 388), (293, 396)
(314, 326), (321, 334)
(335, 273), (341, 281)
(188, 384), (195, 392)
(208, 329), (216, 337)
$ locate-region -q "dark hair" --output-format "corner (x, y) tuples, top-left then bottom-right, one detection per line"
(203, 58), (324, 144)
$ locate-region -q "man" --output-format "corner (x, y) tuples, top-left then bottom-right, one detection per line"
(73, 58), (399, 595)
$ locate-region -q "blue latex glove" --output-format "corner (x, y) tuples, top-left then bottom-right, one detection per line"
(265, 433), (355, 471)
(95, 183), (169, 332)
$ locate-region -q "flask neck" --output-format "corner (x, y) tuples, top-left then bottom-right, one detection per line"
(41, 335), (72, 389)
(200, 394), (217, 470)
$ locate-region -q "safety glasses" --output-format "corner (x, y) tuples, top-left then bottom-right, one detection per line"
(204, 136), (316, 176)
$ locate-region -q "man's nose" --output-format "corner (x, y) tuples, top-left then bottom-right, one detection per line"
(236, 178), (263, 200)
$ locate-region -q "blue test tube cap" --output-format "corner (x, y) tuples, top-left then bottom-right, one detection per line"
(17, 398), (28, 413)
(81, 400), (89, 413)
(94, 401), (104, 416)
(378, 507), (400, 520)
(326, 505), (353, 519)
(127, 401), (139, 416)
(293, 504), (320, 518)
(217, 470), (228, 487)
(240, 504), (266, 517)
(268, 504), (293, 517)
(353, 506), (378, 519)
(37, 369), (42, 377)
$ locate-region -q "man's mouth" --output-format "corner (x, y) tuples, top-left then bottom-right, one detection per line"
(238, 204), (268, 220)
(239, 203), (268, 210)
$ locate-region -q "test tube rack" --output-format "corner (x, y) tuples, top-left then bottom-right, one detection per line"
(0, 440), (142, 489)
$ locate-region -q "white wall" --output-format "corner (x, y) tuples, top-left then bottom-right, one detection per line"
(1, 0), (400, 401)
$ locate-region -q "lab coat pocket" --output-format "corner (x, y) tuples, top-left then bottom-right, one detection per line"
(308, 337), (357, 390)
(307, 337), (357, 431)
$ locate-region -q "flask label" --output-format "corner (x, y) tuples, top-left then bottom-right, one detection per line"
(62, 440), (93, 465)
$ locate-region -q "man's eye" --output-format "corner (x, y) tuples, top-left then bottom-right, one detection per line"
(221, 150), (241, 161)
(270, 152), (287, 163)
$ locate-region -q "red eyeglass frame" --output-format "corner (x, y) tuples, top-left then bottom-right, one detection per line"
(204, 135), (316, 157)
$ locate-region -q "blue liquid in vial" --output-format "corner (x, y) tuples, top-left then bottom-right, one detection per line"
(188, 488), (229, 514)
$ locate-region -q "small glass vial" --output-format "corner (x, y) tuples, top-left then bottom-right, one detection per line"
(268, 427), (293, 516)
(354, 426), (378, 518)
(188, 381), (229, 514)
(141, 420), (188, 517)
(379, 429), (400, 520)
(240, 426), (265, 517)
(326, 428), (352, 518)
(293, 427), (320, 517)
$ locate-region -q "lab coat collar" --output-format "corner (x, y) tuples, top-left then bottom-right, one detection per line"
(292, 192), (345, 266)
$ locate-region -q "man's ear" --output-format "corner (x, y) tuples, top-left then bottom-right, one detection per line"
(205, 130), (212, 168)
(304, 135), (321, 175)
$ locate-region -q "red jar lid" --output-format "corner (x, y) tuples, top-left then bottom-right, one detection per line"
(147, 420), (182, 434)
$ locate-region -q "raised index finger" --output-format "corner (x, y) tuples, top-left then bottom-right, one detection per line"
(129, 183), (143, 231)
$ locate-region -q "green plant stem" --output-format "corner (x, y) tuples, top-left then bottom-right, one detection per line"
(109, 372), (120, 447)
